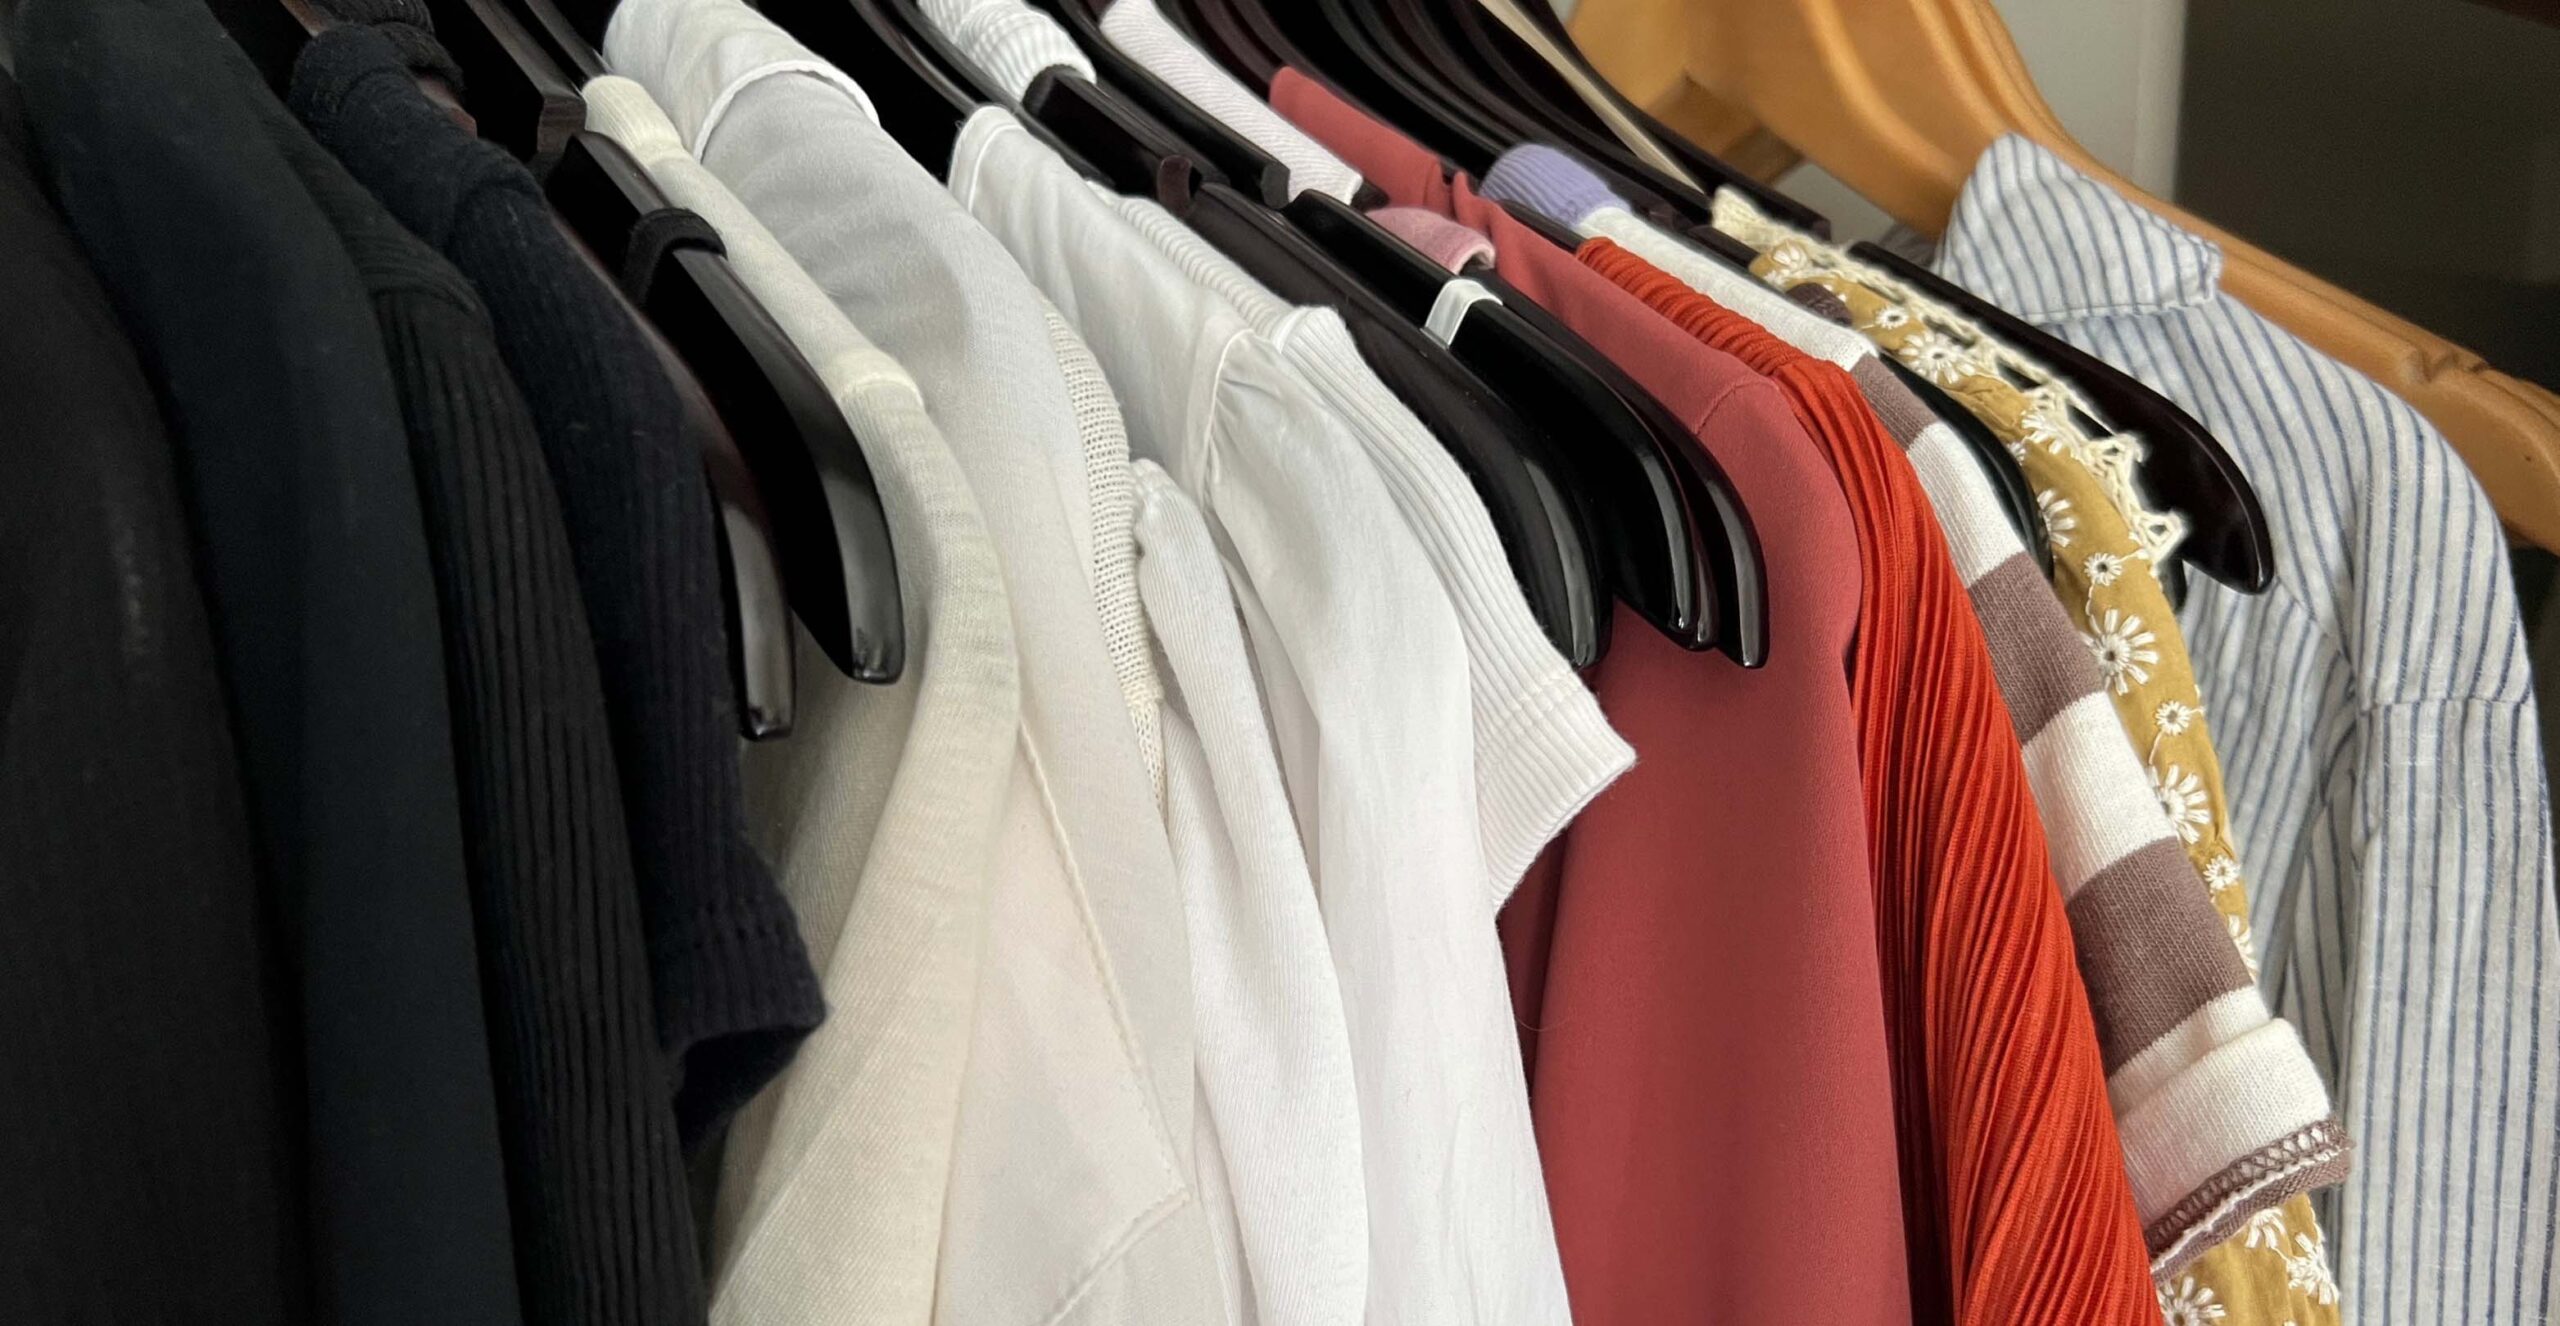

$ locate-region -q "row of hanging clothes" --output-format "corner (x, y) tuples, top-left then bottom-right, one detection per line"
(0, 0), (2549, 1320)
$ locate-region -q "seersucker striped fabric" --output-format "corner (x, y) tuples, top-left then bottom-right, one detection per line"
(1489, 150), (2350, 1271)
(1938, 134), (2560, 1326)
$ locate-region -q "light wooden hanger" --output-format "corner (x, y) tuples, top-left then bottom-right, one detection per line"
(1565, 0), (2560, 551)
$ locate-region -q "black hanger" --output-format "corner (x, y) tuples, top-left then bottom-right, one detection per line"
(1181, 0), (1506, 171)
(1157, 0), (1282, 89)
(1013, 63), (1622, 662)
(1343, 0), (1799, 248)
(537, 0), (911, 679)
(1288, 0), (1514, 171)
(416, 0), (589, 166)
(547, 128), (908, 695)
(1442, 0), (1827, 236)
(1006, 0), (1752, 657)
(496, 0), (913, 730)
(202, 0), (314, 90)
(1613, 202), (2048, 567)
(1850, 242), (2274, 597)
(1334, 0), (1525, 156)
(1478, 271), (1766, 661)
(1880, 356), (2050, 572)
(748, 0), (979, 167)
(1416, 2), (1664, 189)
(1258, 0), (1726, 245)
(1284, 197), (1757, 657)
(870, 0), (1624, 661)
(1019, 0), (1294, 204)
(1302, 0), (2039, 592)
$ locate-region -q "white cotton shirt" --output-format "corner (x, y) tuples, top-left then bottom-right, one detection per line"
(1096, 0), (1366, 203)
(919, 0), (1094, 102)
(1100, 195), (1631, 894)
(602, 3), (1224, 1322)
(578, 73), (1019, 1326)
(1040, 300), (1166, 799)
(949, 105), (1573, 1326)
(1131, 461), (1366, 1326)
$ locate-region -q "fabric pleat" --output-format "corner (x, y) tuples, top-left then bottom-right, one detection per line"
(1583, 237), (2161, 1326)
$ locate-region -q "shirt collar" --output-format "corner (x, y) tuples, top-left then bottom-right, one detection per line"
(1935, 134), (2223, 323)
(603, 0), (879, 157)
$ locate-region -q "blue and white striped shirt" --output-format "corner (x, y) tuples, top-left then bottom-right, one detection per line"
(1939, 135), (2559, 1325)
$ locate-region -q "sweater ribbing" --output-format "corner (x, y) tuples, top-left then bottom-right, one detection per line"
(291, 27), (824, 1166)
(1587, 238), (2163, 1326)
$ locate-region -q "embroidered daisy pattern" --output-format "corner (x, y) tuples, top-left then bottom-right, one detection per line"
(2084, 609), (2161, 694)
(2017, 390), (2073, 454)
(2283, 1233), (2339, 1306)
(1716, 191), (2345, 1326)
(2152, 764), (2211, 843)
(2037, 490), (2077, 551)
(2160, 1276), (2231, 1326)
(1895, 328), (1982, 385)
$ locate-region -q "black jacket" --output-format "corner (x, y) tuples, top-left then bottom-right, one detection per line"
(0, 66), (303, 1325)
(13, 1), (525, 1321)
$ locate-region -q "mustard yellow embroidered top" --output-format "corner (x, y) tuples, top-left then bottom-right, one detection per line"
(1711, 195), (2343, 1326)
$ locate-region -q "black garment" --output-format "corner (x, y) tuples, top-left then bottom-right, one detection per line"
(258, 80), (705, 1326)
(290, 25), (824, 1148)
(12, 3), (525, 1323)
(305, 0), (467, 91)
(0, 69), (303, 1325)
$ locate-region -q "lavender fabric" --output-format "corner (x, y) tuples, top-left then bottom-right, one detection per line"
(1479, 143), (1624, 228)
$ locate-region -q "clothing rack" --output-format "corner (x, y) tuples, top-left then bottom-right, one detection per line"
(1566, 0), (2560, 552)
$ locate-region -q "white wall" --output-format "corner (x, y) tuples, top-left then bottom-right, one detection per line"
(1992, 0), (2187, 196)
(1775, 0), (2190, 243)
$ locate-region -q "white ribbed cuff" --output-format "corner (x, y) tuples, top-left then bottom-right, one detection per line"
(2114, 1018), (2335, 1222)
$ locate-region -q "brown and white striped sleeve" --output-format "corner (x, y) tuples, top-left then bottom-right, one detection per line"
(1851, 357), (2348, 1276)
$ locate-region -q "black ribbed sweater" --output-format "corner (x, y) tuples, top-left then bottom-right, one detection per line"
(290, 24), (826, 1149)
(260, 80), (708, 1326)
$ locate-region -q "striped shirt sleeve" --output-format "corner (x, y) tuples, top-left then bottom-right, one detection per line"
(1850, 358), (2349, 1273)
(1935, 132), (2560, 1326)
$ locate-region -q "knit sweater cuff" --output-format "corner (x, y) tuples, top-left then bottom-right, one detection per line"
(1369, 206), (1496, 274)
(1475, 668), (1634, 904)
(308, 0), (467, 92)
(1272, 315), (1632, 902)
(2113, 1017), (2349, 1274)
(655, 910), (828, 1149)
(1480, 142), (1625, 230)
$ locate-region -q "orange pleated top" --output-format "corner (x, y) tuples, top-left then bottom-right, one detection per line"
(1582, 237), (2161, 1326)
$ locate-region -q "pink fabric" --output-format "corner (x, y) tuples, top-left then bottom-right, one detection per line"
(1272, 66), (1916, 1326)
(1367, 204), (1495, 273)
